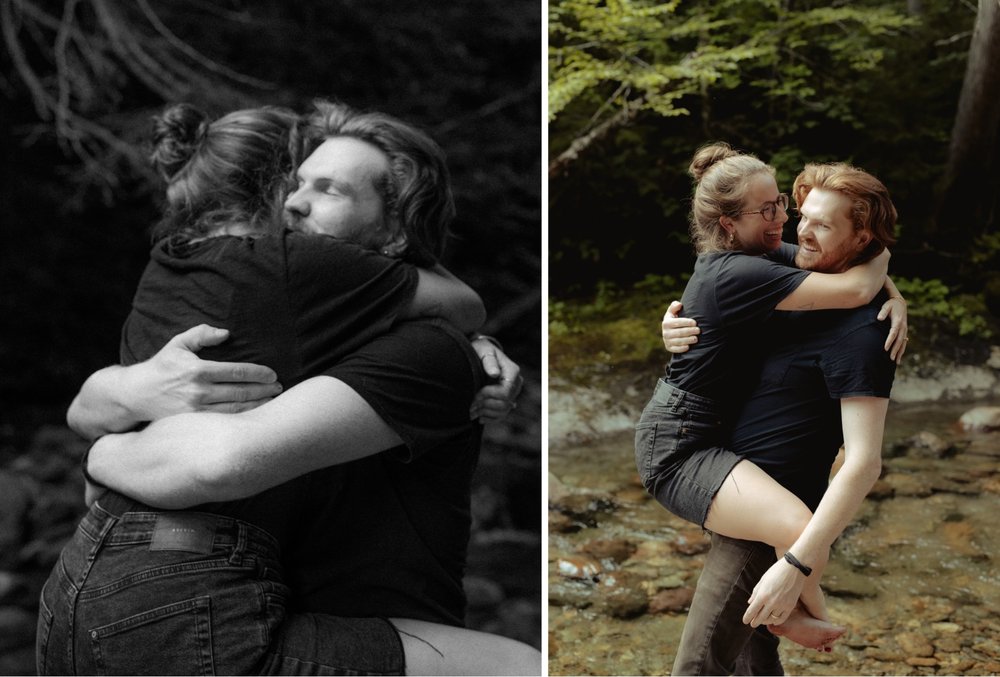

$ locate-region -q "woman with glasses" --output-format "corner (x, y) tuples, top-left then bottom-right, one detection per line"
(634, 142), (906, 647)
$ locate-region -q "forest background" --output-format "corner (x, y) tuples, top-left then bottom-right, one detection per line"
(549, 0), (1000, 369)
(0, 1), (542, 671)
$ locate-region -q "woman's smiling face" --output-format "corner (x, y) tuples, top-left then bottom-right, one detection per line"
(728, 172), (788, 255)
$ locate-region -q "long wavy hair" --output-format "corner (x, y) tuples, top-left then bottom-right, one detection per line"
(301, 100), (454, 266)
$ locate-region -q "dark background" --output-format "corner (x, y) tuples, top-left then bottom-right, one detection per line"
(0, 1), (542, 670)
(549, 0), (1000, 311)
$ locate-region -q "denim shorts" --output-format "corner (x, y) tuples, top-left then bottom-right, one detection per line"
(37, 491), (404, 676)
(634, 379), (741, 526)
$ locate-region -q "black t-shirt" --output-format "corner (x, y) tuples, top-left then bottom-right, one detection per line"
(116, 229), (418, 542)
(122, 230), (417, 385)
(729, 292), (896, 510)
(285, 320), (484, 626)
(667, 243), (808, 407)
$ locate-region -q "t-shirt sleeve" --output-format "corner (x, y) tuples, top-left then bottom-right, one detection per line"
(322, 321), (482, 462)
(285, 231), (419, 362)
(822, 322), (896, 398)
(715, 255), (810, 328)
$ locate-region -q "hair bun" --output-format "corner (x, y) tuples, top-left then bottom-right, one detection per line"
(689, 142), (740, 182)
(151, 103), (210, 180)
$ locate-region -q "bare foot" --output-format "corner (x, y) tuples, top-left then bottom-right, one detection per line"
(768, 606), (846, 650)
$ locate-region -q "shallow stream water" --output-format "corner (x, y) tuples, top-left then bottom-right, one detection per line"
(548, 400), (1000, 676)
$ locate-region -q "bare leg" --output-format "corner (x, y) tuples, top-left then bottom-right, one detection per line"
(768, 605), (846, 651)
(389, 618), (541, 676)
(704, 461), (835, 631)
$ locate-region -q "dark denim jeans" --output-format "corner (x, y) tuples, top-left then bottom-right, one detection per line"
(672, 533), (784, 676)
(37, 492), (404, 675)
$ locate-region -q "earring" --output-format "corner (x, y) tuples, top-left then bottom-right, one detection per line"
(382, 248), (390, 256)
(729, 231), (735, 243)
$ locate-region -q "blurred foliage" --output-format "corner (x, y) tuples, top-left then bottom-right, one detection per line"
(548, 0), (983, 298)
(893, 277), (994, 341)
(1, 0), (541, 414)
(549, 273), (686, 375)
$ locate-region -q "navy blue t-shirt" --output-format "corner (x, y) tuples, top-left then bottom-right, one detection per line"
(729, 292), (896, 510)
(667, 243), (808, 407)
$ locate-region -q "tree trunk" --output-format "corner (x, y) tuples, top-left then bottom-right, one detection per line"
(934, 0), (1000, 245)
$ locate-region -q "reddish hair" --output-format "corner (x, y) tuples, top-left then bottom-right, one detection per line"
(792, 163), (897, 264)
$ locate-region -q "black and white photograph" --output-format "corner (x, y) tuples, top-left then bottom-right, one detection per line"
(1, 1), (542, 674)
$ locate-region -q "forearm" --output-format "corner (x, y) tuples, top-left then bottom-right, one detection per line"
(87, 413), (238, 508)
(67, 366), (146, 441)
(88, 376), (404, 508)
(784, 457), (880, 567)
(785, 397), (887, 568)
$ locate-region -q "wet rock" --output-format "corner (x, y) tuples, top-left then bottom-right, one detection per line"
(958, 406), (1000, 432)
(971, 637), (1000, 657)
(612, 485), (649, 504)
(641, 573), (686, 593)
(933, 636), (962, 653)
(895, 631), (935, 657)
(548, 472), (572, 505)
(549, 492), (617, 527)
(823, 567), (879, 599)
(556, 555), (602, 581)
(548, 510), (578, 533)
(580, 538), (635, 564)
(965, 432), (1000, 458)
(945, 658), (977, 672)
(882, 472), (933, 497)
(627, 539), (676, 567)
(866, 478), (894, 500)
(548, 579), (594, 610)
(648, 586), (694, 614)
(938, 520), (983, 557)
(595, 573), (648, 619)
(890, 431), (956, 458)
(911, 597), (956, 622)
(670, 528), (710, 556)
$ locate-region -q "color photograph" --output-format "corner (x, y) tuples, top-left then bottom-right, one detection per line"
(548, 1), (1000, 675)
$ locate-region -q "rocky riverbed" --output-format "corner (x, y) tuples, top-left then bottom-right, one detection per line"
(549, 357), (1000, 676)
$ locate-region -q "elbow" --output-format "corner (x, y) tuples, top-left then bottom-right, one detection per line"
(853, 284), (879, 307)
(854, 455), (883, 489)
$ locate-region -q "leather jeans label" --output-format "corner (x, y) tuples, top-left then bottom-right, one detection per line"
(149, 514), (217, 554)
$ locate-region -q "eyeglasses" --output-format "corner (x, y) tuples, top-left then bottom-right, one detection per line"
(737, 194), (788, 222)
